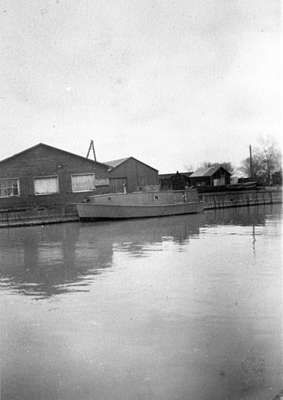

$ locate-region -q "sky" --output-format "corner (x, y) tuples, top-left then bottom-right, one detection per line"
(0, 0), (280, 173)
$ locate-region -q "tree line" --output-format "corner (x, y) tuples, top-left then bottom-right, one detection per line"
(196, 136), (281, 185)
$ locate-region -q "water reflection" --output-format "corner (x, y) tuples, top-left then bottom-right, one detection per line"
(203, 203), (280, 226)
(0, 223), (113, 298)
(0, 204), (280, 299)
(0, 213), (203, 298)
(0, 204), (281, 400)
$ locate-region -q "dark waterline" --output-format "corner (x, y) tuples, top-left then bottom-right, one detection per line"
(0, 204), (282, 400)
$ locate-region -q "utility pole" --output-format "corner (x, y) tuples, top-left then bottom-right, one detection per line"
(249, 144), (253, 179)
(86, 140), (96, 161)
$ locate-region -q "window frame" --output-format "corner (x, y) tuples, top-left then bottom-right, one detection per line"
(71, 173), (96, 193)
(33, 175), (59, 196)
(0, 177), (20, 198)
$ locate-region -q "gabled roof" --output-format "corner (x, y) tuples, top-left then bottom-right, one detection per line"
(103, 156), (158, 172)
(104, 157), (130, 169)
(190, 165), (231, 178)
(0, 143), (109, 169)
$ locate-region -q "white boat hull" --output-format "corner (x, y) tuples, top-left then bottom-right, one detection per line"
(77, 201), (203, 220)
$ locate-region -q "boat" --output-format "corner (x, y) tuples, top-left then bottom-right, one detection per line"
(76, 188), (203, 220)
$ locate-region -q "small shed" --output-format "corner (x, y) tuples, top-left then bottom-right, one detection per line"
(159, 172), (192, 190)
(103, 157), (159, 193)
(0, 143), (110, 211)
(190, 166), (231, 187)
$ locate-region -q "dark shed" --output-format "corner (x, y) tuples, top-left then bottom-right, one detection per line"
(159, 172), (192, 190)
(104, 157), (159, 193)
(0, 143), (110, 211)
(190, 166), (231, 187)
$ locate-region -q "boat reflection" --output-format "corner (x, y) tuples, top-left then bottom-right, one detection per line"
(80, 212), (205, 255)
(0, 204), (280, 299)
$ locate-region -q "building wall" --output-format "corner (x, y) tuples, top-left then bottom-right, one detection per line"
(109, 158), (159, 192)
(159, 173), (191, 190)
(190, 176), (211, 187)
(0, 145), (110, 210)
(190, 168), (230, 187)
(211, 168), (231, 185)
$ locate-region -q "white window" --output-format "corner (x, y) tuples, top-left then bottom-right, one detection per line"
(95, 178), (109, 187)
(34, 176), (59, 195)
(213, 175), (225, 186)
(71, 174), (96, 192)
(0, 178), (20, 198)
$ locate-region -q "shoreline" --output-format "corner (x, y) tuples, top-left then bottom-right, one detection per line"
(0, 187), (281, 228)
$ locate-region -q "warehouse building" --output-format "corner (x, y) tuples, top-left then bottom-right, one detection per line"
(0, 143), (110, 211)
(0, 144), (159, 219)
(159, 171), (192, 190)
(104, 157), (159, 193)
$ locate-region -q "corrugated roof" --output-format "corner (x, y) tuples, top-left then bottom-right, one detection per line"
(190, 165), (226, 178)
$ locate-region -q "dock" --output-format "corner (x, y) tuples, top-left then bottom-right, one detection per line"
(0, 187), (281, 228)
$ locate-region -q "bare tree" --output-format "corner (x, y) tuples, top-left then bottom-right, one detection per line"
(241, 136), (281, 185)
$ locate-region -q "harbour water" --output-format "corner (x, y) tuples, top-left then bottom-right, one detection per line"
(0, 204), (282, 400)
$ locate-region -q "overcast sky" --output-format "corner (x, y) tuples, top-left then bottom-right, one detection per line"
(0, 0), (280, 172)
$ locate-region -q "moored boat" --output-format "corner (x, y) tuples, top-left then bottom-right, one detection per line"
(76, 188), (203, 220)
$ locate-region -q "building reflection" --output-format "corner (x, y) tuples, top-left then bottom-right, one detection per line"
(0, 223), (113, 298)
(0, 214), (204, 298)
(0, 204), (280, 299)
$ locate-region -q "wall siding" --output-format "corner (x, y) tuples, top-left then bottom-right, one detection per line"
(0, 145), (110, 210)
(190, 168), (230, 187)
(109, 158), (159, 192)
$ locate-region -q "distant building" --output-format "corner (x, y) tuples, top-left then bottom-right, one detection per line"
(190, 165), (231, 187)
(0, 143), (110, 211)
(104, 157), (159, 193)
(159, 172), (192, 190)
